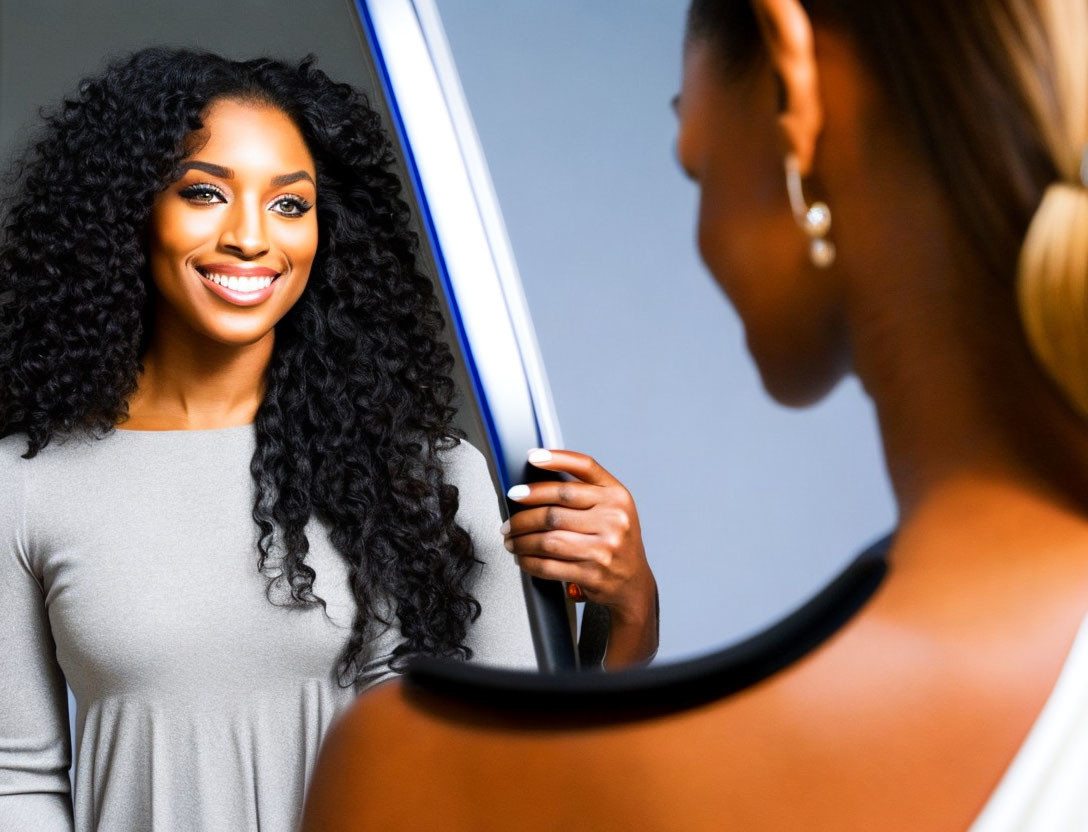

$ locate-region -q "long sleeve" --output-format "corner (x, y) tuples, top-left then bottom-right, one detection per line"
(445, 441), (538, 670)
(0, 446), (74, 831)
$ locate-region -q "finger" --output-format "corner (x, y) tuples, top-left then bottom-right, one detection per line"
(504, 505), (600, 537)
(515, 555), (597, 586)
(505, 530), (600, 563)
(525, 448), (619, 487)
(505, 480), (600, 509)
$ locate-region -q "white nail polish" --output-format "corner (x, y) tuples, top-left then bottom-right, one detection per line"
(507, 484), (530, 500)
(527, 448), (552, 464)
(503, 538), (514, 552)
(499, 520), (510, 535)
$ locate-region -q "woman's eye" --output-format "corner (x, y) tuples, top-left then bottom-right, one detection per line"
(178, 184), (225, 204)
(270, 195), (313, 217)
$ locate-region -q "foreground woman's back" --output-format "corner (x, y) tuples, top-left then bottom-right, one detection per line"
(303, 498), (1088, 830)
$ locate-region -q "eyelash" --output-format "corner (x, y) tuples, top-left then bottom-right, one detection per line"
(178, 183), (225, 204)
(270, 194), (313, 217)
(177, 183), (314, 217)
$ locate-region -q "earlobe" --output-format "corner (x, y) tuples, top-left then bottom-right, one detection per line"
(754, 0), (824, 174)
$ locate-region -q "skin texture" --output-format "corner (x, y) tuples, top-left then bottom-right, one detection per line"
(126, 99), (658, 664)
(126, 99), (318, 430)
(505, 450), (658, 669)
(300, 1), (1088, 829)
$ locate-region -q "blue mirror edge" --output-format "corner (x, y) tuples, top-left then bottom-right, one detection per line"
(352, 0), (578, 670)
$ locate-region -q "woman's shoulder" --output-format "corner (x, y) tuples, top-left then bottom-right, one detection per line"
(437, 437), (490, 478)
(0, 433), (34, 474)
(0, 429), (101, 462)
(0, 435), (37, 515)
(0, 429), (120, 492)
(436, 438), (505, 523)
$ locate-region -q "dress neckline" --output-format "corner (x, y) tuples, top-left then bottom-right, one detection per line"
(969, 607), (1088, 829)
(112, 422), (255, 436)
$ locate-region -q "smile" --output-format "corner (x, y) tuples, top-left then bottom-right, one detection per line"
(195, 265), (282, 307)
(204, 272), (274, 291)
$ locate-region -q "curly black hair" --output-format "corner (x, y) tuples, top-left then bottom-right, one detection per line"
(0, 48), (481, 682)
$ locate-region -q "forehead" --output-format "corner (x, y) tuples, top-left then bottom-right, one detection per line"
(185, 99), (315, 175)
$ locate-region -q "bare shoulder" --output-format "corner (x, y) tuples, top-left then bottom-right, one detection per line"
(302, 521), (1088, 831)
(302, 584), (1082, 832)
(301, 681), (451, 831)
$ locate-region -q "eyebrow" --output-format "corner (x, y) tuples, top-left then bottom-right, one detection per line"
(270, 170), (315, 187)
(177, 161), (315, 187)
(179, 161), (233, 179)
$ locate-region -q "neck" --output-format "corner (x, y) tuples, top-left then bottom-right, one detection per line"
(849, 241), (1088, 533)
(124, 304), (273, 430)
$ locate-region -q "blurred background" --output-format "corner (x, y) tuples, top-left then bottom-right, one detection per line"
(0, 0), (896, 662)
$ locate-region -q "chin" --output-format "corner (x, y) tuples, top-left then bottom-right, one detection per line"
(203, 325), (279, 348)
(749, 338), (850, 409)
(760, 372), (843, 408)
(181, 311), (281, 348)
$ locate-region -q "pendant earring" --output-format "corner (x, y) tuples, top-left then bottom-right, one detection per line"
(785, 154), (836, 269)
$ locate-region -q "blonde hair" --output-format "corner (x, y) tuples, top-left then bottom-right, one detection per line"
(1014, 0), (1088, 416)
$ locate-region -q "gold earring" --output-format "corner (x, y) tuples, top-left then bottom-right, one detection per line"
(785, 154), (836, 268)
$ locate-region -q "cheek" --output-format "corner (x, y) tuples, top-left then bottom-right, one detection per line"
(147, 203), (219, 282)
(270, 217), (319, 309)
(279, 217), (318, 270)
(695, 162), (790, 304)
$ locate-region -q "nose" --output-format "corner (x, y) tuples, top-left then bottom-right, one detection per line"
(218, 195), (269, 259)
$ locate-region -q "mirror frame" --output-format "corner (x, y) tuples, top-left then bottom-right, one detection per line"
(356, 0), (578, 670)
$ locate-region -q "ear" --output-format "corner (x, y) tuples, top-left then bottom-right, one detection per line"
(754, 0), (823, 175)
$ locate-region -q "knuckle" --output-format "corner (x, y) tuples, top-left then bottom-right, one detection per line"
(592, 546), (614, 568)
(518, 556), (541, 576)
(557, 483), (576, 504)
(612, 509), (632, 533)
(544, 507), (562, 530)
(583, 571), (605, 595)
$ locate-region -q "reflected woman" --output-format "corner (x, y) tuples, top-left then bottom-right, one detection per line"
(0, 50), (657, 831)
(302, 0), (1088, 829)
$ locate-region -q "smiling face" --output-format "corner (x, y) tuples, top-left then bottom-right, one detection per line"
(147, 98), (319, 348)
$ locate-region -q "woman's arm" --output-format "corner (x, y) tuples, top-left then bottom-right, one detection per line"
(0, 448), (74, 831)
(502, 450), (659, 670)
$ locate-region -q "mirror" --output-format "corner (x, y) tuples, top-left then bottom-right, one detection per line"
(0, 0), (576, 670)
(0, 0), (896, 673)
(430, 0), (898, 662)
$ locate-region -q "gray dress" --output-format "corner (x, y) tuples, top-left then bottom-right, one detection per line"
(0, 426), (536, 831)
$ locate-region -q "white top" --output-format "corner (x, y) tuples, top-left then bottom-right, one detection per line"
(0, 426), (536, 832)
(971, 612), (1088, 831)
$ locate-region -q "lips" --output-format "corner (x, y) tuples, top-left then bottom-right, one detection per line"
(195, 263), (282, 307)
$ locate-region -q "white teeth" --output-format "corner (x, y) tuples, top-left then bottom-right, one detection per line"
(201, 272), (275, 293)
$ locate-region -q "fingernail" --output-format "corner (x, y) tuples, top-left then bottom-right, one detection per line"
(503, 538), (514, 552)
(499, 520), (510, 535)
(527, 448), (552, 464)
(507, 484), (530, 500)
